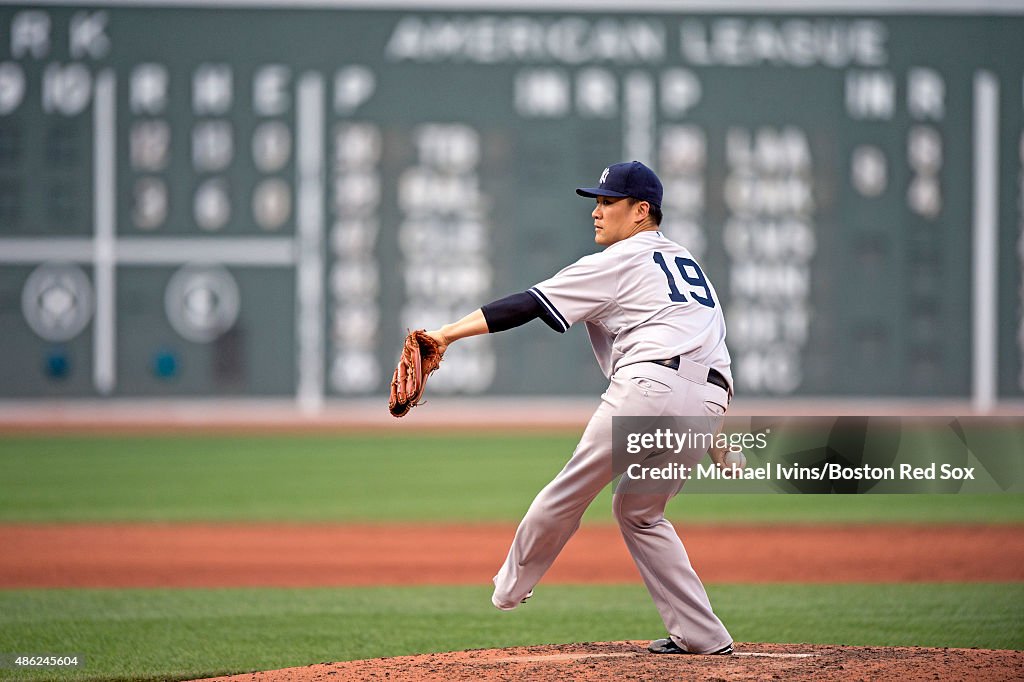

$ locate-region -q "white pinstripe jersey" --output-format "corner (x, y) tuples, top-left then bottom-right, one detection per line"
(528, 230), (732, 386)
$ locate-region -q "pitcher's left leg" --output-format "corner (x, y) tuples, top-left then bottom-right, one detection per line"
(491, 375), (628, 609)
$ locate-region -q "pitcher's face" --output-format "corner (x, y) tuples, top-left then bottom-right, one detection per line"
(591, 196), (647, 246)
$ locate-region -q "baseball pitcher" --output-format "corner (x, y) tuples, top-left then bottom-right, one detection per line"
(390, 161), (734, 656)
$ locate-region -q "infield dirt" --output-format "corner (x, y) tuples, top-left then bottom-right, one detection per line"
(5, 522), (1022, 681)
(2, 522), (1022, 587)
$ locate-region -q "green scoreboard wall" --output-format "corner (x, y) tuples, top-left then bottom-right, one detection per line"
(0, 2), (1021, 405)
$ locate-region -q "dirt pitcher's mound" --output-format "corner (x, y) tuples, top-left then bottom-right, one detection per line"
(196, 641), (1024, 681)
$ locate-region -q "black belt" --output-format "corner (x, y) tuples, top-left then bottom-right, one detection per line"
(650, 357), (731, 393)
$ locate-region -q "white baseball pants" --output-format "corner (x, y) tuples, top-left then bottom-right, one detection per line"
(491, 358), (733, 654)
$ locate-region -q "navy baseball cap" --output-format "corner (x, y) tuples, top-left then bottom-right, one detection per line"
(576, 161), (663, 208)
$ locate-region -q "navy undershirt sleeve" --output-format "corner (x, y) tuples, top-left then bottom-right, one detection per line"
(481, 291), (562, 333)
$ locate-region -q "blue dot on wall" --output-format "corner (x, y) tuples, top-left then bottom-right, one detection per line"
(44, 349), (70, 380)
(153, 349), (179, 379)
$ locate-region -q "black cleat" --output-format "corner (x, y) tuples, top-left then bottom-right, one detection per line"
(648, 637), (733, 655)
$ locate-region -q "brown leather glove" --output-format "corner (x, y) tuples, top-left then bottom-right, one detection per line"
(388, 329), (446, 418)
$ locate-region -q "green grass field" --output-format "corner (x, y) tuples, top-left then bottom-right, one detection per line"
(1, 434), (1022, 681)
(1, 584), (1021, 682)
(1, 434), (1021, 523)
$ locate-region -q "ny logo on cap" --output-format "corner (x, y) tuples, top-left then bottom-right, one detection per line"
(599, 167), (610, 184)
